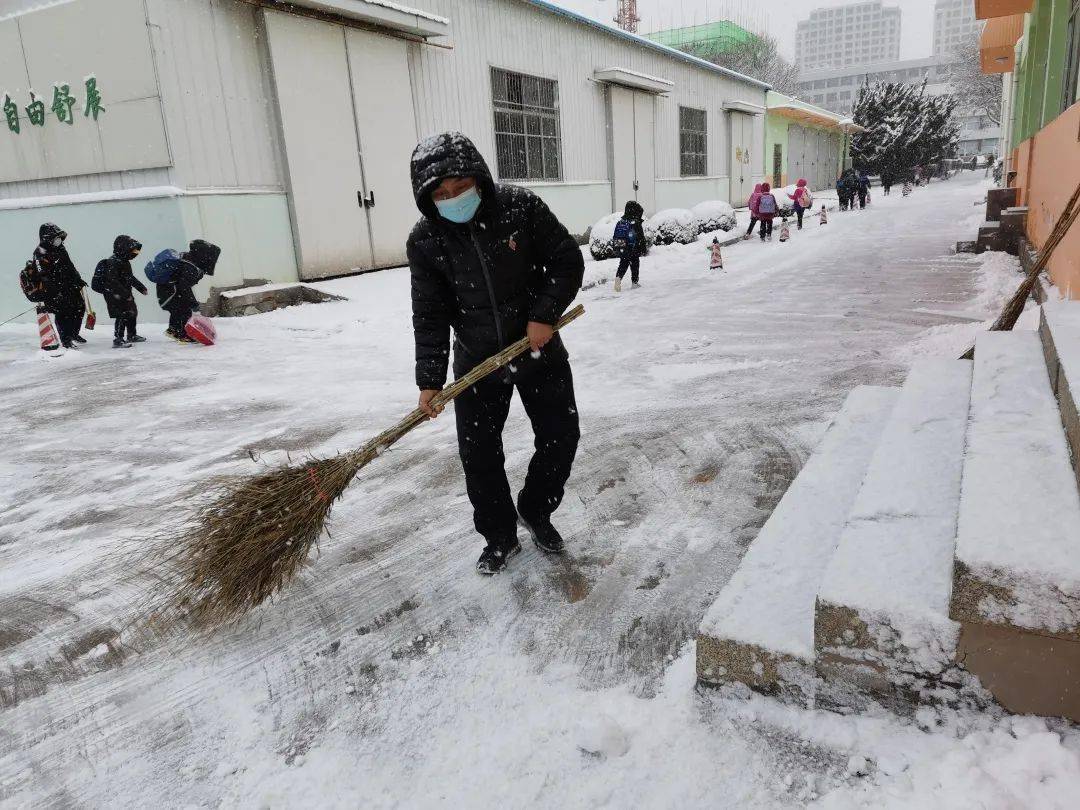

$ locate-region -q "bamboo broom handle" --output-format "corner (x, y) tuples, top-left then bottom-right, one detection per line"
(353, 304), (586, 458)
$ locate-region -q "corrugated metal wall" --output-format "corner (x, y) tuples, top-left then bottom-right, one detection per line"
(2, 0), (765, 204)
(408, 0), (766, 184)
(147, 0), (284, 189)
(0, 0), (283, 200)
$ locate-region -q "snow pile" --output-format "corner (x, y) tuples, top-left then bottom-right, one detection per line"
(646, 208), (699, 245)
(690, 200), (737, 233)
(896, 250), (1035, 363)
(815, 717), (1080, 809)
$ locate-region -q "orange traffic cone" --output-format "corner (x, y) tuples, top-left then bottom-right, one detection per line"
(38, 310), (60, 351)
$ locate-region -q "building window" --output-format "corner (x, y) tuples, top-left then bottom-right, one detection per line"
(1064, 0), (1080, 111)
(679, 106), (707, 176)
(490, 67), (562, 181)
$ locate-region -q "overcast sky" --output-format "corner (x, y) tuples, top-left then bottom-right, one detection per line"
(550, 0), (940, 62)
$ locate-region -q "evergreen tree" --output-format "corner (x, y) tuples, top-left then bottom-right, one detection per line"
(851, 82), (960, 179)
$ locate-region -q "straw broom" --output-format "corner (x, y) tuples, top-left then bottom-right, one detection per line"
(158, 304), (586, 628)
(959, 181), (1080, 360)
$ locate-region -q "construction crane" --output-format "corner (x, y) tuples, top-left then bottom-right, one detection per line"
(614, 0), (640, 33)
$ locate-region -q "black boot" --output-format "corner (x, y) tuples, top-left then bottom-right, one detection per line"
(128, 335), (147, 343)
(72, 335), (87, 344)
(113, 338), (132, 349)
(517, 500), (565, 554)
(476, 539), (521, 576)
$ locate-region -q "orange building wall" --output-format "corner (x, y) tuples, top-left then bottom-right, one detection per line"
(1020, 101), (1080, 298)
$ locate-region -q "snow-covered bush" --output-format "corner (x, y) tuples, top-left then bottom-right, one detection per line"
(690, 200), (737, 233)
(588, 213), (624, 260)
(646, 208), (699, 245)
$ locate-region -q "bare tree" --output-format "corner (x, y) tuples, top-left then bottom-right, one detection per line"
(707, 34), (801, 96)
(946, 30), (1002, 125)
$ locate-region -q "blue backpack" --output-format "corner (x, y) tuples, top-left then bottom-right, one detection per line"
(757, 194), (777, 215)
(613, 218), (637, 244)
(145, 249), (197, 285)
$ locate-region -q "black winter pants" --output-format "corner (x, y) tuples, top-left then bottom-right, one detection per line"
(114, 315), (137, 341)
(616, 254), (640, 284)
(454, 358), (580, 544)
(168, 307), (193, 334)
(794, 206), (805, 228)
(53, 304), (84, 346)
(759, 219), (774, 239)
(858, 190), (867, 209)
(745, 217), (758, 236)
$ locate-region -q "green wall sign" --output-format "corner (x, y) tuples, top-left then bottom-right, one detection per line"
(3, 76), (105, 135)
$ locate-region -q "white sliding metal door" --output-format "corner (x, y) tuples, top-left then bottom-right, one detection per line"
(729, 111), (755, 202)
(264, 10), (371, 279)
(345, 28), (418, 268)
(607, 85), (656, 214)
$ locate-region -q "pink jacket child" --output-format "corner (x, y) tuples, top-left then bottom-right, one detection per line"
(755, 183), (779, 241)
(743, 183), (764, 240)
(756, 183), (778, 221)
(788, 178), (813, 229)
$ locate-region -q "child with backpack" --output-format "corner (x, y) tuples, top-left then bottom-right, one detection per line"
(707, 237), (724, 270)
(613, 200), (646, 292)
(26, 223), (89, 349)
(147, 239), (220, 341)
(92, 235), (147, 348)
(787, 179), (813, 229)
(756, 183), (778, 241)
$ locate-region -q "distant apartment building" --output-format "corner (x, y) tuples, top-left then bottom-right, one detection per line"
(933, 0), (982, 58)
(798, 56), (1001, 157)
(795, 1), (901, 71)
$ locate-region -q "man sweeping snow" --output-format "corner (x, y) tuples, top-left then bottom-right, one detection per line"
(407, 132), (584, 576)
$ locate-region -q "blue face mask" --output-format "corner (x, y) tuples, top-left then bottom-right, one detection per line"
(434, 185), (481, 224)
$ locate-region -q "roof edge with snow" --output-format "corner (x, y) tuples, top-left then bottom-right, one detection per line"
(520, 0), (771, 91)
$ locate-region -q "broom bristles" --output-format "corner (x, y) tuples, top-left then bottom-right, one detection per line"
(152, 449), (372, 628)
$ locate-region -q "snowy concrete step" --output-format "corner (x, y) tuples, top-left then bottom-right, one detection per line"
(697, 385), (899, 703)
(815, 359), (972, 709)
(951, 331), (1080, 721)
(1040, 301), (1080, 495)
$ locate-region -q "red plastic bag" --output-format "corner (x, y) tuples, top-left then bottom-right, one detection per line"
(184, 313), (217, 346)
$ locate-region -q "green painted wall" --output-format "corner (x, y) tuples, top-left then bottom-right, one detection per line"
(1, 193), (297, 325)
(1009, 0), (1078, 151)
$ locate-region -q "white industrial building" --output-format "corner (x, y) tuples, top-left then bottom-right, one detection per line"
(0, 0), (768, 319)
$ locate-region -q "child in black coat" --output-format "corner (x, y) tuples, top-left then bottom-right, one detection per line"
(156, 239), (220, 341)
(93, 235), (147, 348)
(613, 200), (646, 292)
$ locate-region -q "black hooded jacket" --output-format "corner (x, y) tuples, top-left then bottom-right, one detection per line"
(33, 223), (86, 312)
(155, 239), (220, 314)
(620, 200), (647, 257)
(94, 235), (147, 318)
(407, 132), (584, 390)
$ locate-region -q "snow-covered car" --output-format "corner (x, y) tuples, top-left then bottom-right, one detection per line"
(690, 200), (737, 233)
(646, 208), (699, 245)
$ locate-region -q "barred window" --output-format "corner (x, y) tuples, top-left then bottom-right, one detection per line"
(491, 67), (562, 181)
(679, 106), (707, 177)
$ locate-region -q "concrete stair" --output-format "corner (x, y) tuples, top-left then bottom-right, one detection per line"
(696, 386), (899, 703)
(697, 301), (1080, 720)
(815, 359), (971, 711)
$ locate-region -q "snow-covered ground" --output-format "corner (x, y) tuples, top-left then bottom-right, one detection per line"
(2, 172), (1078, 808)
